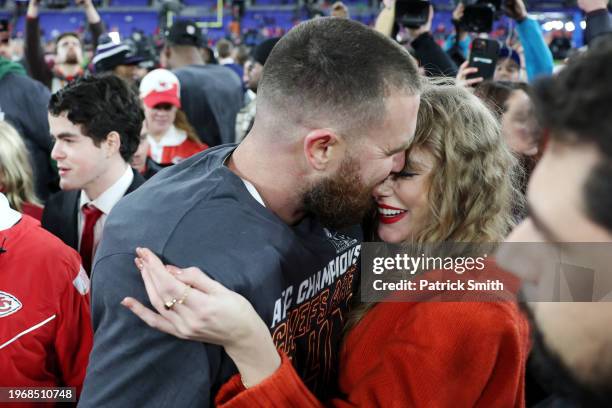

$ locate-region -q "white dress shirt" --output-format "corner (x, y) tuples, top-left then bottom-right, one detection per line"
(78, 165), (134, 253)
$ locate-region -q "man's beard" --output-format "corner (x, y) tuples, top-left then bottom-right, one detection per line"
(63, 50), (79, 65)
(519, 297), (612, 407)
(302, 154), (375, 230)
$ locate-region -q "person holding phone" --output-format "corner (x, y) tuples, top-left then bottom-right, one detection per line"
(456, 0), (553, 86)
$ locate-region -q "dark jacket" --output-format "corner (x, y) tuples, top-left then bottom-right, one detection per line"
(41, 168), (144, 250)
(0, 67), (56, 201)
(585, 9), (612, 45)
(174, 64), (243, 147)
(412, 32), (458, 78)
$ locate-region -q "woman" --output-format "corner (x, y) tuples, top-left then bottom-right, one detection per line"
(139, 68), (207, 165)
(0, 121), (43, 220)
(475, 81), (542, 219)
(123, 82), (529, 407)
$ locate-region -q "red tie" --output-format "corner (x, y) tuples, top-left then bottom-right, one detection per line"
(80, 204), (104, 275)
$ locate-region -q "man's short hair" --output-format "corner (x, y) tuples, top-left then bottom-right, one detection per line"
(55, 32), (81, 47)
(257, 17), (421, 136)
(216, 39), (233, 59)
(530, 37), (612, 232)
(48, 74), (143, 162)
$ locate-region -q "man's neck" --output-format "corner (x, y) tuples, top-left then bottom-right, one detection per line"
(56, 63), (81, 78)
(83, 161), (129, 201)
(228, 136), (305, 225)
(171, 52), (205, 69)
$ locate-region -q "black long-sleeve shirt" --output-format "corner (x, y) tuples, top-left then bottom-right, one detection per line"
(585, 9), (612, 45)
(411, 32), (458, 78)
(25, 16), (104, 90)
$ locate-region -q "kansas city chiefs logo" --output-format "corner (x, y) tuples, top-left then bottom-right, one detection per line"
(0, 291), (22, 318)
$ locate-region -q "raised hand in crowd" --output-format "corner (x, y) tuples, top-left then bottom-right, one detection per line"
(503, 0), (529, 21)
(456, 60), (483, 87)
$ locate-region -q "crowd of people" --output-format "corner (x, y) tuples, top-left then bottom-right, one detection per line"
(0, 0), (611, 407)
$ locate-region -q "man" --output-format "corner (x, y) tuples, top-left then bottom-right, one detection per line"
(92, 35), (145, 85)
(216, 38), (243, 82)
(42, 75), (145, 275)
(235, 37), (280, 142)
(25, 0), (104, 92)
(79, 18), (421, 407)
(0, 19), (12, 61)
(163, 20), (243, 147)
(0, 55), (56, 201)
(0, 193), (93, 400)
(498, 37), (612, 407)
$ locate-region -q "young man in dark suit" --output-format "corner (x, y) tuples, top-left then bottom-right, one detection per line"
(42, 75), (145, 275)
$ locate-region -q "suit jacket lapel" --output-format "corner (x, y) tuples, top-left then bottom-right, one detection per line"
(63, 190), (80, 250)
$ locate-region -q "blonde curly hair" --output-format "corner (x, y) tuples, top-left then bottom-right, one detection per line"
(347, 80), (523, 330)
(405, 80), (521, 244)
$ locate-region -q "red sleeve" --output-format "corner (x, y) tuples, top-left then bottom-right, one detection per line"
(215, 352), (329, 408)
(217, 302), (527, 408)
(54, 258), (93, 398)
(341, 302), (528, 407)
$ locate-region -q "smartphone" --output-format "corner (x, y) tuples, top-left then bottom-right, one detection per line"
(467, 38), (500, 80)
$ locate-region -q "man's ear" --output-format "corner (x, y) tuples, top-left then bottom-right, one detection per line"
(303, 129), (343, 171)
(104, 131), (122, 158)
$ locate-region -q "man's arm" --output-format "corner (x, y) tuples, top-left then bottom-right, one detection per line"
(78, 0), (105, 51)
(505, 0), (554, 81)
(579, 0), (612, 44)
(25, 0), (53, 89)
(79, 252), (222, 407)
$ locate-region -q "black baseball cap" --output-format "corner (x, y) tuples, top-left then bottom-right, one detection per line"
(165, 20), (204, 48)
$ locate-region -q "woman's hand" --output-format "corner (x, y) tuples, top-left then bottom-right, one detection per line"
(456, 60), (484, 88)
(122, 247), (281, 387)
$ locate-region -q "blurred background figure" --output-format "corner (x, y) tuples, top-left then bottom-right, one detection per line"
(235, 37), (280, 143)
(163, 20), (243, 147)
(25, 0), (104, 91)
(0, 121), (43, 220)
(0, 51), (56, 201)
(139, 68), (207, 165)
(92, 34), (144, 85)
(216, 38), (243, 82)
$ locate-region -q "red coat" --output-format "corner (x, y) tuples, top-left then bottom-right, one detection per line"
(152, 139), (207, 165)
(216, 271), (529, 407)
(0, 215), (93, 407)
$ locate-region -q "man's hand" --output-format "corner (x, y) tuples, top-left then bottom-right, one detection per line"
(456, 60), (484, 88)
(383, 0), (395, 9)
(27, 0), (40, 19)
(577, 0), (609, 13)
(452, 3), (465, 21)
(504, 0), (528, 21)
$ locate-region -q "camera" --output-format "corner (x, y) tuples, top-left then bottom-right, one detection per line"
(395, 0), (431, 29)
(461, 0), (502, 33)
